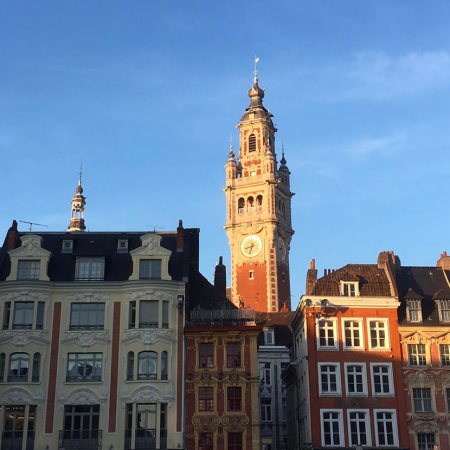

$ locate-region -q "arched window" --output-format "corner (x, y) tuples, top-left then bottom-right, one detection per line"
(256, 195), (263, 211)
(32, 353), (40, 382)
(247, 197), (254, 211)
(127, 351), (134, 381)
(0, 353), (5, 382)
(138, 351), (158, 380)
(8, 353), (29, 382)
(248, 134), (256, 152)
(161, 351), (168, 380)
(238, 198), (245, 214)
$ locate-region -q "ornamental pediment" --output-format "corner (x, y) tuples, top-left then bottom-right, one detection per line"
(0, 387), (45, 406)
(401, 331), (428, 343)
(58, 386), (108, 409)
(130, 235), (172, 257)
(8, 235), (51, 258)
(121, 384), (174, 407)
(401, 330), (450, 344)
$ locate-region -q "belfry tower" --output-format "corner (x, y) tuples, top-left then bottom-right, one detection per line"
(68, 167), (86, 232)
(224, 62), (294, 312)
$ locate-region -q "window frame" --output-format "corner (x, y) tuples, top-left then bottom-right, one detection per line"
(69, 302), (105, 330)
(341, 281), (359, 297)
(260, 397), (272, 422)
(347, 409), (372, 447)
(320, 409), (344, 447)
(62, 240), (73, 253)
(264, 330), (274, 345)
(342, 318), (364, 350)
(227, 386), (242, 412)
(408, 343), (428, 366)
(17, 260), (40, 280)
(373, 409), (399, 447)
(438, 300), (450, 323)
(259, 362), (271, 386)
(316, 318), (338, 350)
(117, 239), (129, 253)
(367, 319), (390, 351)
(228, 432), (242, 450)
(370, 363), (395, 397)
(412, 387), (433, 413)
(406, 299), (422, 323)
(440, 344), (450, 366)
(416, 433), (436, 450)
(198, 386), (214, 412)
(199, 343), (214, 369)
(12, 302), (34, 329)
(8, 352), (30, 382)
(318, 362), (342, 396)
(344, 363), (368, 396)
(226, 342), (241, 369)
(139, 259), (162, 280)
(137, 351), (158, 380)
(75, 257), (105, 282)
(66, 352), (103, 382)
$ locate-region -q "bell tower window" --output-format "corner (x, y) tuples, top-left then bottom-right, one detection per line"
(238, 198), (245, 214)
(256, 195), (263, 211)
(247, 197), (255, 212)
(248, 134), (256, 152)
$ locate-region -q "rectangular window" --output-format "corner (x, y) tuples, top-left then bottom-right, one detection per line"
(343, 319), (363, 349)
(407, 300), (422, 322)
(409, 344), (427, 366)
(321, 410), (343, 447)
(374, 410), (398, 447)
(3, 302), (11, 330)
(439, 300), (450, 322)
(70, 303), (105, 330)
(199, 433), (213, 450)
(369, 320), (389, 350)
(198, 387), (214, 412)
(317, 319), (337, 349)
(228, 432), (242, 450)
(76, 258), (104, 281)
(345, 364), (367, 396)
(259, 362), (271, 386)
(281, 362), (288, 386)
(13, 302), (34, 329)
(347, 410), (371, 447)
(36, 302), (45, 329)
(8, 353), (29, 382)
(227, 387), (242, 411)
(66, 353), (103, 382)
(440, 344), (450, 366)
(417, 433), (435, 450)
(342, 282), (357, 297)
(17, 260), (40, 280)
(199, 343), (214, 368)
(62, 240), (73, 253)
(264, 330), (274, 345)
(413, 388), (432, 412)
(139, 260), (161, 279)
(371, 363), (394, 396)
(260, 397), (272, 422)
(226, 342), (241, 368)
(117, 239), (128, 253)
(162, 301), (169, 329)
(319, 363), (341, 396)
(62, 405), (100, 443)
(139, 301), (159, 328)
(129, 301), (136, 328)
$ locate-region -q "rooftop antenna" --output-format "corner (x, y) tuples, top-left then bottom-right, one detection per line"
(19, 221), (49, 232)
(146, 225), (164, 232)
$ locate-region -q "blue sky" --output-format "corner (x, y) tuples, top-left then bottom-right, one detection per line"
(1, 1), (450, 307)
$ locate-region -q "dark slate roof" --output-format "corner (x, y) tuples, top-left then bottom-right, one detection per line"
(310, 264), (391, 297)
(0, 229), (199, 282)
(256, 312), (294, 347)
(396, 266), (450, 325)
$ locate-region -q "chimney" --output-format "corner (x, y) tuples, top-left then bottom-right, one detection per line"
(378, 250), (401, 274)
(176, 219), (184, 251)
(4, 220), (19, 251)
(306, 258), (317, 295)
(437, 251), (450, 270)
(280, 302), (289, 312)
(214, 256), (227, 296)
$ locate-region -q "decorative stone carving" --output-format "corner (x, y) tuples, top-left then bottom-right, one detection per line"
(165, 385), (174, 396)
(0, 387), (44, 405)
(126, 291), (172, 301)
(0, 330), (48, 346)
(36, 386), (46, 398)
(130, 235), (172, 257)
(2, 292), (50, 302)
(191, 416), (220, 432)
(123, 329), (174, 345)
(63, 331), (110, 347)
(67, 293), (109, 303)
(413, 423), (439, 433)
(122, 385), (174, 406)
(222, 415), (250, 431)
(406, 370), (434, 388)
(58, 387), (107, 406)
(9, 235), (50, 258)
(238, 221), (264, 237)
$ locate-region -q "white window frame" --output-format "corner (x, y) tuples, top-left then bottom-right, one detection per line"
(347, 409), (372, 447)
(438, 300), (450, 323)
(406, 299), (422, 323)
(318, 363), (341, 396)
(440, 344), (450, 366)
(373, 409), (399, 447)
(264, 330), (275, 346)
(370, 363), (395, 397)
(62, 240), (73, 253)
(408, 343), (428, 366)
(342, 318), (364, 350)
(117, 239), (129, 253)
(412, 387), (433, 413)
(344, 363), (368, 396)
(316, 318), (338, 350)
(367, 318), (390, 351)
(340, 281), (359, 297)
(75, 257), (105, 281)
(320, 409), (344, 447)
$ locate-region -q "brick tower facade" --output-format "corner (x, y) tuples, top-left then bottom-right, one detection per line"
(224, 67), (294, 312)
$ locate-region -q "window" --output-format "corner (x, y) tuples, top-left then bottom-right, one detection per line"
(227, 342), (241, 368)
(13, 302), (34, 329)
(413, 388), (432, 412)
(129, 301), (136, 328)
(199, 343), (214, 368)
(32, 353), (40, 382)
(199, 433), (213, 450)
(342, 282), (357, 297)
(248, 134), (256, 152)
(343, 319), (363, 349)
(0, 353), (5, 382)
(407, 300), (422, 322)
(76, 258), (104, 281)
(319, 363), (341, 396)
(117, 239), (128, 253)
(139, 260), (161, 279)
(199, 387), (214, 412)
(374, 410), (398, 447)
(8, 353), (29, 382)
(409, 344), (427, 366)
(259, 362), (271, 386)
(371, 363), (394, 396)
(139, 301), (159, 328)
(347, 410), (371, 446)
(440, 344), (450, 366)
(368, 319), (389, 350)
(67, 353), (102, 382)
(260, 397), (272, 422)
(62, 240), (73, 253)
(317, 319), (337, 349)
(70, 303), (105, 330)
(3, 405), (36, 449)
(227, 387), (242, 411)
(161, 351), (168, 380)
(238, 198), (245, 214)
(162, 301), (169, 329)
(345, 363), (367, 396)
(36, 302), (45, 329)
(63, 405), (99, 443)
(256, 195), (263, 211)
(127, 351), (134, 381)
(228, 432), (242, 450)
(2, 302), (11, 330)
(320, 410), (343, 447)
(446, 388), (450, 412)
(281, 362), (289, 387)
(17, 260), (40, 280)
(138, 351), (158, 380)
(249, 270), (254, 279)
(264, 330), (274, 345)
(417, 433), (435, 450)
(439, 300), (450, 322)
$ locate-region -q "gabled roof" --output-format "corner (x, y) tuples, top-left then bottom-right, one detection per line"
(404, 288), (425, 300)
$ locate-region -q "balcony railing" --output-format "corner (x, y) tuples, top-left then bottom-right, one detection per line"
(58, 429), (102, 450)
(2, 431), (23, 450)
(74, 277), (104, 283)
(123, 429), (167, 450)
(66, 375), (102, 382)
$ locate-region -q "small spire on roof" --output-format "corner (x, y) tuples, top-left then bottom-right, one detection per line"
(254, 56), (259, 83)
(228, 134), (235, 159)
(78, 163), (83, 186)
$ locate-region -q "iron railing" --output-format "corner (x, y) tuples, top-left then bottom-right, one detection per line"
(58, 429), (102, 450)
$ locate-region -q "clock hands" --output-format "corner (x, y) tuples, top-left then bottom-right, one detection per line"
(245, 242), (255, 254)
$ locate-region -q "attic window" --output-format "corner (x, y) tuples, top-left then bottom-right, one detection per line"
(341, 282), (358, 297)
(117, 239), (128, 253)
(264, 330), (274, 345)
(406, 300), (422, 323)
(439, 300), (450, 322)
(62, 240), (73, 253)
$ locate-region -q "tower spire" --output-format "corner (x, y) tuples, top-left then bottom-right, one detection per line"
(254, 56), (259, 83)
(68, 166), (87, 232)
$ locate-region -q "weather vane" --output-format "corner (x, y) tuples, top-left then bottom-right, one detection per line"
(79, 163), (83, 185)
(254, 56), (259, 80)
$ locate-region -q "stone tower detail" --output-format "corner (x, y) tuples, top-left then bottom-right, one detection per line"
(224, 69), (294, 312)
(68, 167), (86, 232)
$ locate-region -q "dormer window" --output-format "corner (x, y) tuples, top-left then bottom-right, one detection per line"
(17, 261), (40, 281)
(139, 260), (161, 280)
(264, 330), (274, 345)
(341, 282), (358, 297)
(406, 300), (422, 322)
(117, 239), (128, 253)
(62, 240), (73, 253)
(439, 300), (450, 322)
(75, 258), (104, 282)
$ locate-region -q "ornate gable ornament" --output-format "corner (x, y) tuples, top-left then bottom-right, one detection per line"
(62, 330), (110, 348)
(0, 387), (45, 406)
(0, 330), (49, 347)
(121, 384), (174, 408)
(128, 234), (172, 281)
(58, 386), (108, 409)
(401, 330), (429, 344)
(7, 235), (51, 281)
(122, 328), (174, 345)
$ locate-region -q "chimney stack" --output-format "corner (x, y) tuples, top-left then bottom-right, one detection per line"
(4, 220), (19, 251)
(306, 258), (318, 295)
(214, 256), (227, 296)
(176, 219), (184, 251)
(437, 251), (450, 270)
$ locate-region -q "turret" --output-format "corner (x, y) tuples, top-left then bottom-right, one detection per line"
(68, 166), (87, 232)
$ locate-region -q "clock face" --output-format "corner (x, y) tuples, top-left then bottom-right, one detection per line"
(278, 239), (287, 261)
(241, 235), (262, 258)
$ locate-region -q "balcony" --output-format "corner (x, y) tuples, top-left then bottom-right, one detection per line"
(1, 431), (34, 450)
(58, 430), (102, 450)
